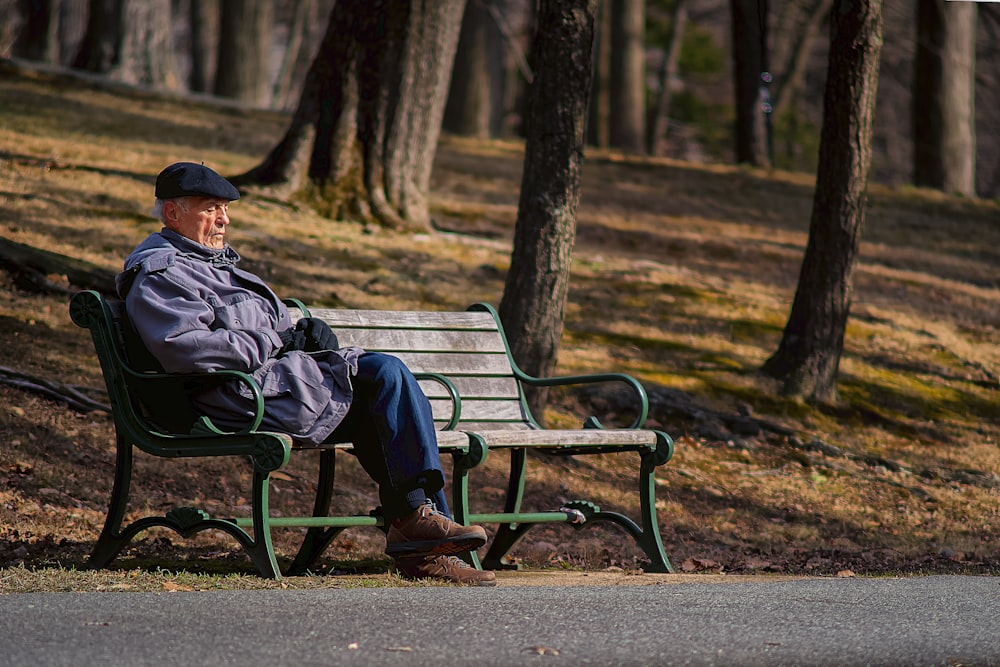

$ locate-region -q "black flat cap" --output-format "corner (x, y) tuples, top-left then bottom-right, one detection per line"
(155, 162), (241, 201)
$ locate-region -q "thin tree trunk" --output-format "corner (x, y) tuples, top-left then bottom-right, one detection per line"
(499, 0), (596, 421)
(609, 0), (645, 153)
(443, 0), (495, 138)
(913, 0), (977, 196)
(761, 0), (884, 403)
(730, 0), (771, 167)
(214, 0), (272, 106)
(189, 0), (219, 93)
(587, 0), (610, 148)
(647, 0), (687, 156)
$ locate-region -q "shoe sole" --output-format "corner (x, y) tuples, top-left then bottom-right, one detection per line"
(385, 533), (487, 557)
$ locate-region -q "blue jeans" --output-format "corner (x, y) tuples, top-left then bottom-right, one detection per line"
(326, 352), (450, 519)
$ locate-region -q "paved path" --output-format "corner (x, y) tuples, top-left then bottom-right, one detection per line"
(2, 574), (998, 666)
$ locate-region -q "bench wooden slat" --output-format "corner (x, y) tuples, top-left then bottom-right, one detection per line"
(418, 376), (520, 400)
(307, 308), (499, 331)
(334, 328), (508, 354)
(428, 398), (526, 423)
(384, 351), (515, 376)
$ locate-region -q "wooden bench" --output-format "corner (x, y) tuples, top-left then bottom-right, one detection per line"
(70, 289), (676, 579)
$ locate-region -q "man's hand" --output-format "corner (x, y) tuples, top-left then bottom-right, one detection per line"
(296, 317), (339, 352)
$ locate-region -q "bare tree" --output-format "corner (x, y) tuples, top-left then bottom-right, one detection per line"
(214, 0), (272, 106)
(730, 0), (771, 167)
(762, 0), (884, 402)
(233, 0), (466, 231)
(443, 0), (503, 138)
(647, 0), (688, 156)
(609, 0), (646, 153)
(72, 0), (180, 90)
(188, 0), (219, 94)
(12, 0), (63, 64)
(498, 0), (597, 420)
(272, 0), (330, 111)
(913, 0), (976, 196)
(587, 0), (610, 147)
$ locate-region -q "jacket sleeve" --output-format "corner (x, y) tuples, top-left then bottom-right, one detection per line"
(125, 269), (284, 374)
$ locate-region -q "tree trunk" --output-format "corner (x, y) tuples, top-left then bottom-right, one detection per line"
(913, 0), (977, 196)
(609, 0), (645, 153)
(443, 0), (499, 138)
(13, 0), (62, 64)
(188, 0), (219, 94)
(761, 0), (883, 403)
(587, 0), (610, 148)
(647, 0), (687, 156)
(770, 0), (834, 117)
(214, 0), (273, 106)
(272, 0), (322, 112)
(72, 0), (179, 90)
(498, 0), (596, 422)
(730, 0), (771, 167)
(233, 0), (466, 231)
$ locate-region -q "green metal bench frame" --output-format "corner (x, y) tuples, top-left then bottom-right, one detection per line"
(71, 290), (676, 578)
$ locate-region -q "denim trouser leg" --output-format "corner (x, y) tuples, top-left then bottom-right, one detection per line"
(327, 352), (451, 518)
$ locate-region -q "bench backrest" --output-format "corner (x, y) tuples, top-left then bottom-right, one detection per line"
(304, 306), (535, 432)
(70, 290), (214, 435)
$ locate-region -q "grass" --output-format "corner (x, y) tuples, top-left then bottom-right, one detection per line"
(0, 61), (998, 591)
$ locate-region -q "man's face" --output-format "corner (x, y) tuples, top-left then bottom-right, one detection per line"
(165, 196), (231, 249)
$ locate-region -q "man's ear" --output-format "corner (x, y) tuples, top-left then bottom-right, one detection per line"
(162, 200), (180, 228)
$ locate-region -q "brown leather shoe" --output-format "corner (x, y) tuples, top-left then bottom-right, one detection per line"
(395, 555), (497, 587)
(385, 500), (487, 557)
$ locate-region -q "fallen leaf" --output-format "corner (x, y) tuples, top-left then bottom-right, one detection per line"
(347, 642), (359, 650)
(526, 646), (560, 655)
(385, 646), (413, 652)
(836, 569), (856, 578)
(162, 581), (194, 592)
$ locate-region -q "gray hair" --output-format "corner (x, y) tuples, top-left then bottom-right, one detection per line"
(151, 197), (190, 222)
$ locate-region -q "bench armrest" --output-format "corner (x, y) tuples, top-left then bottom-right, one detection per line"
(413, 372), (463, 430)
(466, 302), (650, 430)
(122, 365), (266, 436)
(518, 370), (650, 430)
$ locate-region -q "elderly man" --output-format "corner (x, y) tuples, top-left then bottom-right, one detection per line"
(117, 162), (495, 586)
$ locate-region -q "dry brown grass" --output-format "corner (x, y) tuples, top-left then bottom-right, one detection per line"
(1, 64), (998, 590)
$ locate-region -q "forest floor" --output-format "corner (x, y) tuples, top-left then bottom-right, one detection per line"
(1, 61), (998, 591)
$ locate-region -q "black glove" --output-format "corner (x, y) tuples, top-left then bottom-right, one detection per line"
(295, 317), (339, 352)
(277, 327), (307, 354)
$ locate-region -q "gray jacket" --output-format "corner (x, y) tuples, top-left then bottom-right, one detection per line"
(117, 229), (362, 445)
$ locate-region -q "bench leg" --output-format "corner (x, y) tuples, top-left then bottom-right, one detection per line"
(86, 436), (136, 570)
(286, 449), (348, 575)
(449, 440), (487, 570)
(480, 448), (529, 570)
(87, 437), (284, 579)
(478, 446), (675, 574)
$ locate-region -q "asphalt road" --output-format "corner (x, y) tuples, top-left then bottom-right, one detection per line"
(2, 575), (998, 666)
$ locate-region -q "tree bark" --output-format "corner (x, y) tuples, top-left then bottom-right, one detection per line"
(214, 0), (273, 106)
(730, 0), (771, 167)
(498, 0), (596, 422)
(609, 0), (645, 153)
(913, 0), (977, 196)
(761, 0), (884, 403)
(234, 0), (466, 231)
